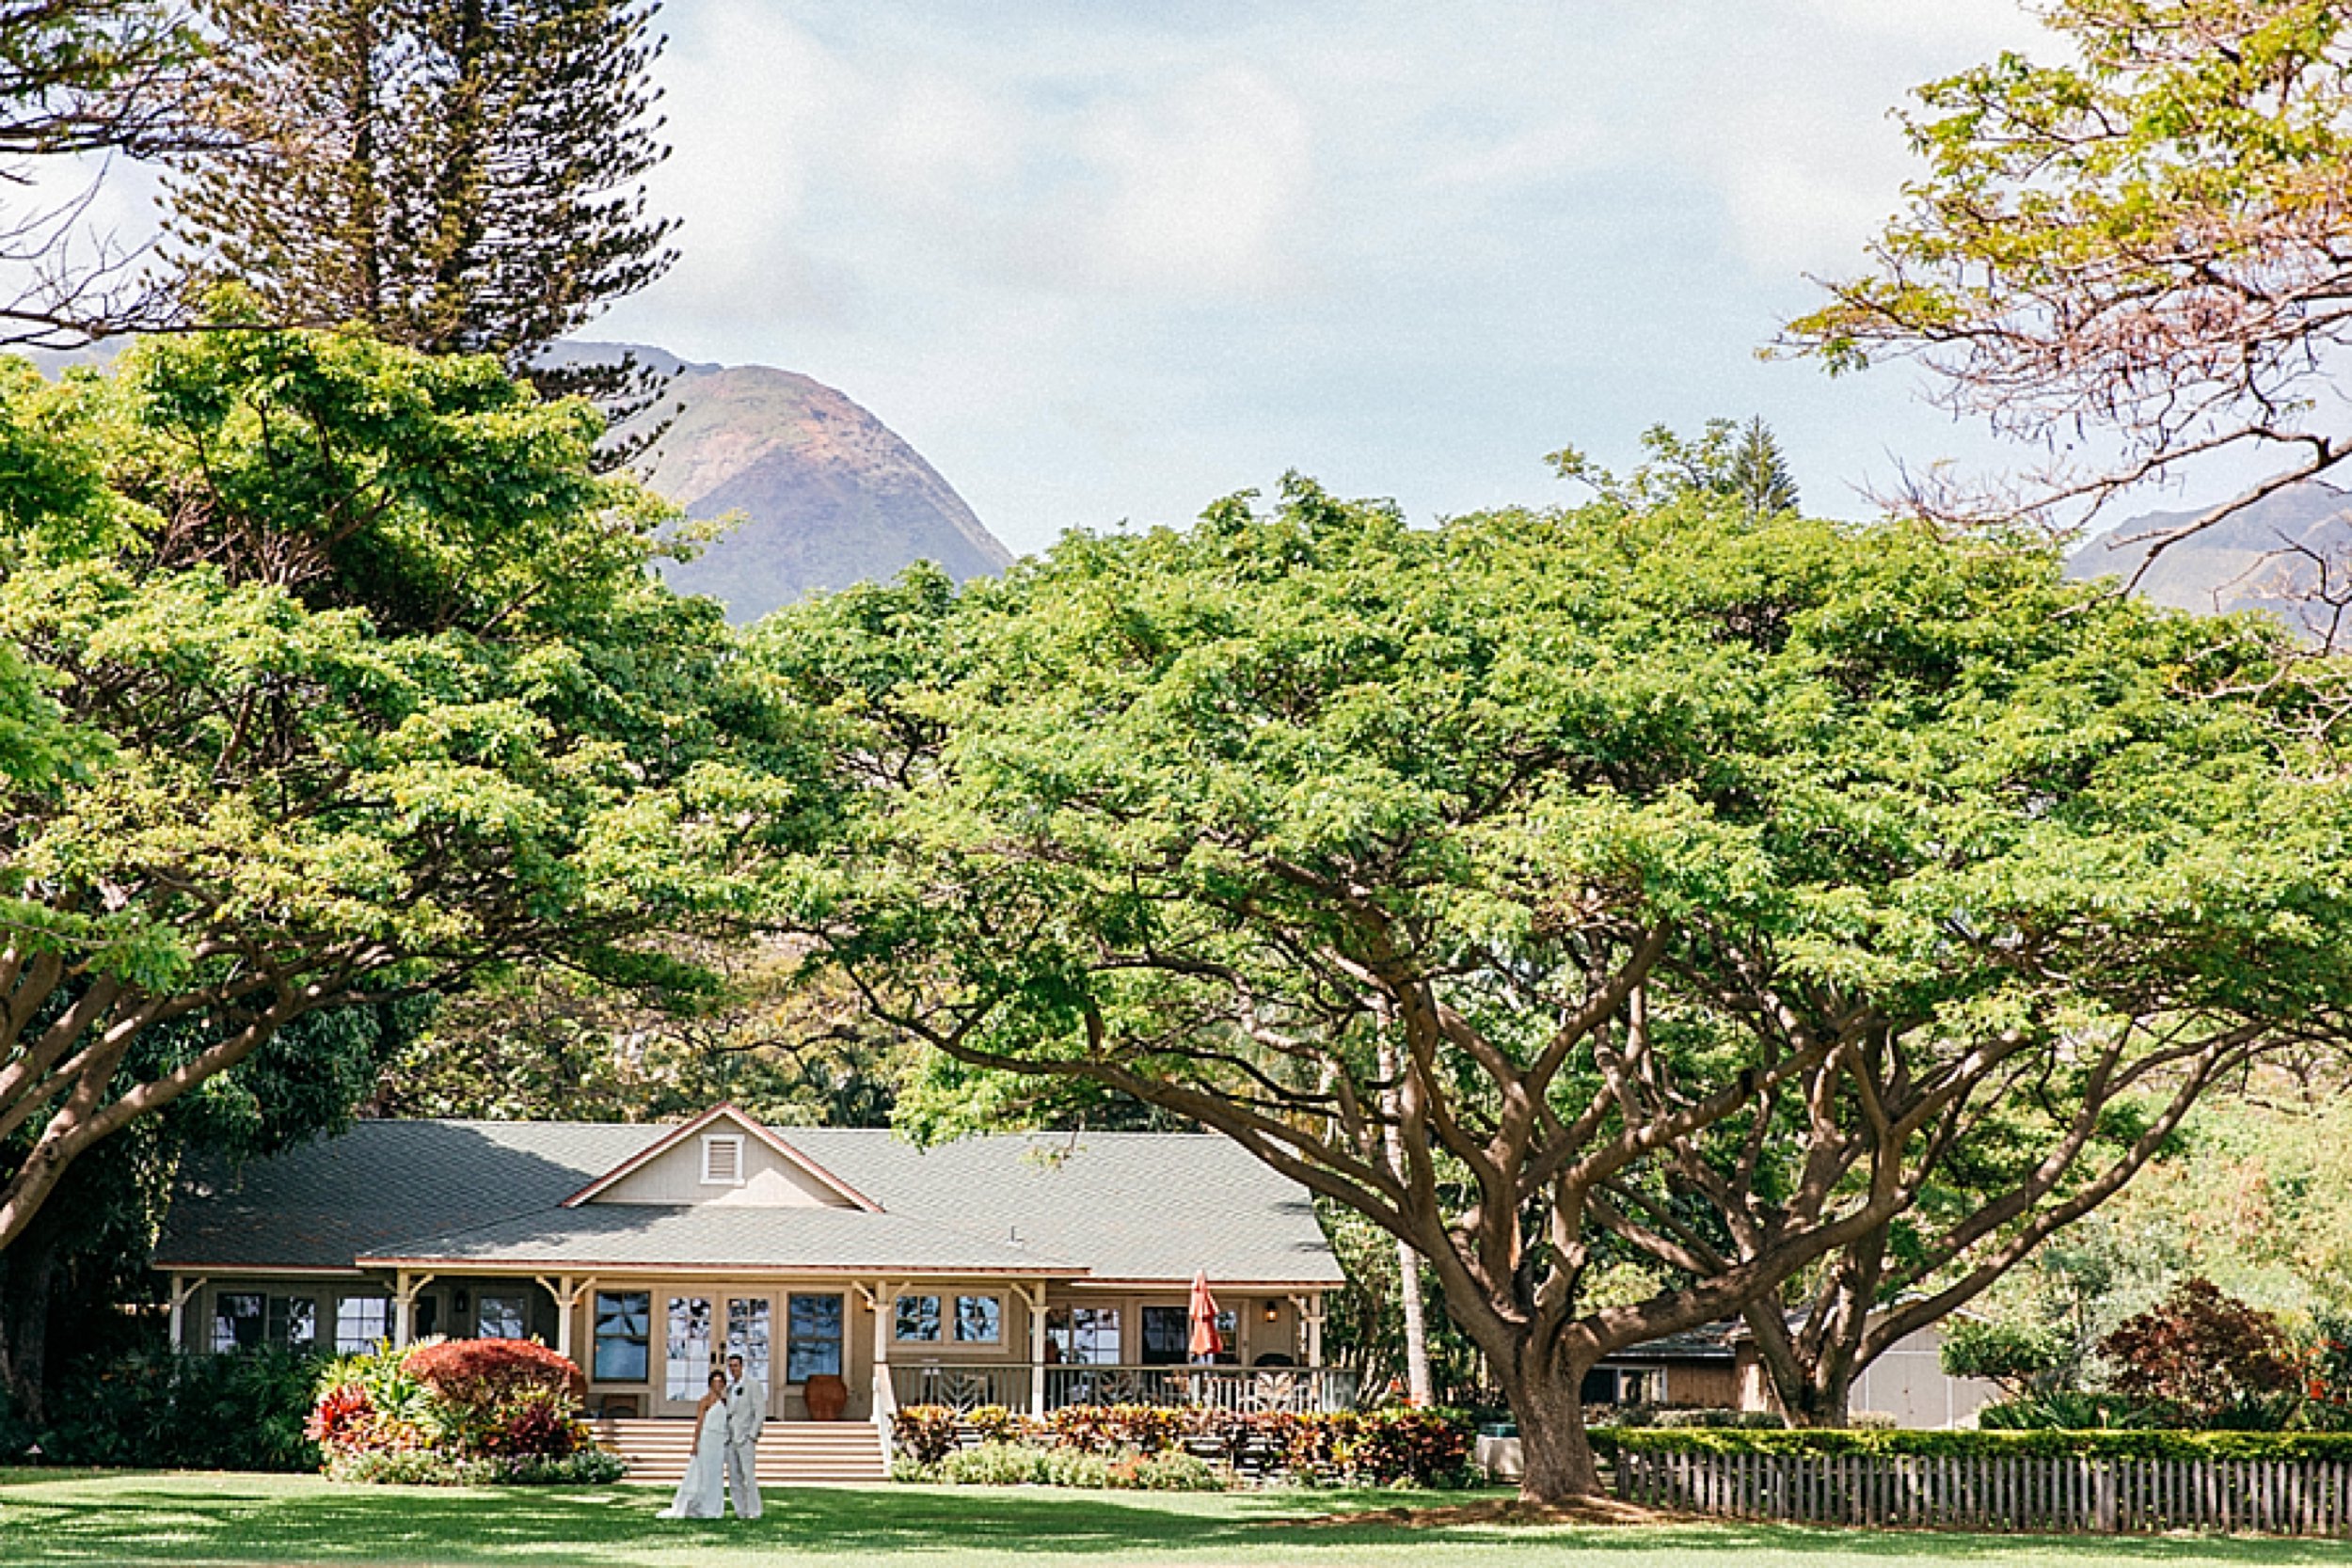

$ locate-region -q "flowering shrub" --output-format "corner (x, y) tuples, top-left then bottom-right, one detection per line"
(309, 1338), (605, 1484)
(1345, 1406), (1476, 1486)
(887, 1403), (1473, 1489)
(891, 1404), (962, 1465)
(405, 1338), (583, 1411)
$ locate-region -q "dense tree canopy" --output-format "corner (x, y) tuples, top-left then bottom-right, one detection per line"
(770, 479), (2352, 1499)
(1781, 0), (2352, 560)
(0, 325), (813, 1256)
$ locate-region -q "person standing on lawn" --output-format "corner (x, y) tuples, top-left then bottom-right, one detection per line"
(723, 1353), (765, 1520)
(657, 1370), (730, 1519)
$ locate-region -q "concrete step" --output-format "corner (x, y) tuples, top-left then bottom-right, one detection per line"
(592, 1418), (888, 1485)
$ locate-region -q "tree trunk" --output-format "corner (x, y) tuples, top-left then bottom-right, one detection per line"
(1396, 1240), (1433, 1405)
(1376, 1041), (1433, 1406)
(1500, 1351), (1601, 1502)
(0, 1231), (57, 1426)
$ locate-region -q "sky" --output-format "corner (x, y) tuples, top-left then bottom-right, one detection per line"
(49, 1), (2068, 557)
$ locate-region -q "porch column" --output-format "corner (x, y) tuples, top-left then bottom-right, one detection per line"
(856, 1281), (898, 1423)
(393, 1271), (434, 1348)
(1290, 1292), (1326, 1367)
(535, 1275), (589, 1362)
(167, 1274), (206, 1354)
(1024, 1284), (1048, 1414)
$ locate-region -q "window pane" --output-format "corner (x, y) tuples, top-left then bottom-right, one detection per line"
(786, 1293), (842, 1381)
(726, 1298), (771, 1398)
(213, 1293), (263, 1354)
(955, 1295), (1001, 1344)
(594, 1291), (650, 1383)
(266, 1295), (315, 1351)
(335, 1297), (390, 1354)
(1045, 1306), (1120, 1366)
(478, 1294), (527, 1340)
(1140, 1306), (1187, 1365)
(894, 1295), (940, 1342)
(665, 1296), (714, 1400)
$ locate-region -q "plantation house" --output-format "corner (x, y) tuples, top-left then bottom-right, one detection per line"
(154, 1105), (1351, 1446)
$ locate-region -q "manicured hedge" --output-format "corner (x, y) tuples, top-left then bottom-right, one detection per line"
(1592, 1427), (2352, 1462)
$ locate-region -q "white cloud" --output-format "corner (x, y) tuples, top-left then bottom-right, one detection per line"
(1062, 67), (1313, 296)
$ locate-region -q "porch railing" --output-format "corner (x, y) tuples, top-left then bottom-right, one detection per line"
(886, 1361), (1359, 1416)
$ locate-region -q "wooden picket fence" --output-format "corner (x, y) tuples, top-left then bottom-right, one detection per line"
(1613, 1449), (2352, 1536)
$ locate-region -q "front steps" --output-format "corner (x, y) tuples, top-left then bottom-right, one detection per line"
(593, 1418), (889, 1485)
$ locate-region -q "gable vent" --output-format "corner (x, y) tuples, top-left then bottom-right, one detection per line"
(701, 1133), (744, 1185)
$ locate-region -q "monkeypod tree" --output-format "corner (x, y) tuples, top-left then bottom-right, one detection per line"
(0, 324), (814, 1258)
(769, 478), (2352, 1500)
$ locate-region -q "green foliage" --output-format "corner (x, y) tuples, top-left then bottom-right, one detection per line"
(322, 1448), (624, 1486)
(1941, 1320), (2074, 1395)
(0, 325), (816, 1251)
(776, 467), (2352, 1492)
(1548, 416), (1795, 518)
(1, 1345), (320, 1470)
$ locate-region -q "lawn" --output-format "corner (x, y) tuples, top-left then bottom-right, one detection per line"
(1, 1471), (2345, 1568)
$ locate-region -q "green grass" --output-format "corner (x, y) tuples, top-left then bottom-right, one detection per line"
(0, 1471), (2344, 1567)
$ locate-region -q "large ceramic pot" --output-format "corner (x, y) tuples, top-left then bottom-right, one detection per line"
(803, 1372), (850, 1421)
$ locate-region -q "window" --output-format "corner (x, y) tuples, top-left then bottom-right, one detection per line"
(701, 1133), (744, 1185)
(899, 1292), (1002, 1345)
(213, 1292), (314, 1354)
(955, 1295), (1002, 1344)
(786, 1293), (843, 1382)
(213, 1292), (263, 1354)
(594, 1291), (651, 1383)
(894, 1294), (941, 1342)
(477, 1293), (528, 1340)
(1139, 1304), (1240, 1366)
(1045, 1306), (1120, 1366)
(335, 1296), (391, 1353)
(665, 1295), (715, 1400)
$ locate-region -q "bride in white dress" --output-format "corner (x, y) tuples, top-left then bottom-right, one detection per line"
(658, 1370), (730, 1518)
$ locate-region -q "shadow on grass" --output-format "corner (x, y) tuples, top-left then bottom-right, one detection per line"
(0, 1472), (2346, 1566)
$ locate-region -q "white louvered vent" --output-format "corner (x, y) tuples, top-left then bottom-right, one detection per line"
(701, 1133), (745, 1185)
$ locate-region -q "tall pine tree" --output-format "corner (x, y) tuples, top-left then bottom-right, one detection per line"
(161, 0), (675, 406)
(1728, 415), (1799, 519)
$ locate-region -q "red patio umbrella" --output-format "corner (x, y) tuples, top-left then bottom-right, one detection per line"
(1187, 1272), (1225, 1362)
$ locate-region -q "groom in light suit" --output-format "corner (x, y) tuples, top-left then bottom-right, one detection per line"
(722, 1352), (765, 1520)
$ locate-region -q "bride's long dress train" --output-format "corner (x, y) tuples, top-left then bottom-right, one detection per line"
(659, 1403), (728, 1518)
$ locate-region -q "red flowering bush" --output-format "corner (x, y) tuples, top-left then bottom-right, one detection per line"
(310, 1339), (605, 1482)
(404, 1338), (583, 1411)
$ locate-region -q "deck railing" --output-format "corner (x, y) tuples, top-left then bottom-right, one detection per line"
(886, 1361), (1359, 1416)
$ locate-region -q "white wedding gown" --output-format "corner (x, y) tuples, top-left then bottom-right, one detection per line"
(659, 1402), (728, 1518)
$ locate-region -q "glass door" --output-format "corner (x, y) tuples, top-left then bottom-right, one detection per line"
(726, 1295), (773, 1414)
(663, 1294), (715, 1410)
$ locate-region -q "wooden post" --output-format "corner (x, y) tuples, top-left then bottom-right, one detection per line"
(1025, 1284), (1048, 1414)
(166, 1275), (206, 1354)
(392, 1271), (434, 1347)
(533, 1275), (588, 1362)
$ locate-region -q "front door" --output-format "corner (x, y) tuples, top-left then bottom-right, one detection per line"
(725, 1294), (774, 1417)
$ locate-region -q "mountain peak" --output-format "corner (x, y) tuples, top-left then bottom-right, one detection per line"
(572, 341), (1012, 623)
